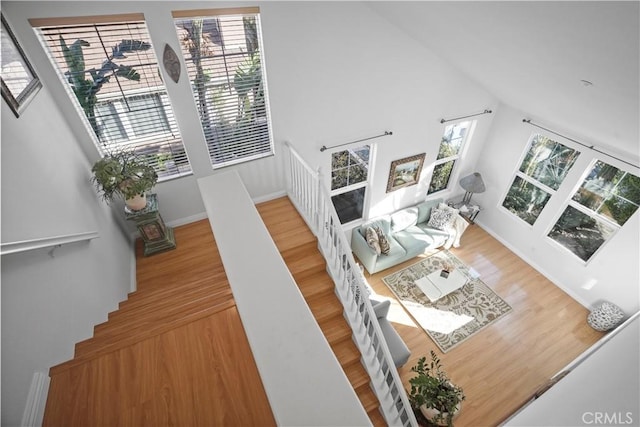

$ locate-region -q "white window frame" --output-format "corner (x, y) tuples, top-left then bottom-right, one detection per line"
(31, 14), (192, 180)
(545, 159), (638, 263)
(428, 120), (474, 195)
(172, 8), (274, 170)
(329, 144), (375, 226)
(500, 133), (580, 226)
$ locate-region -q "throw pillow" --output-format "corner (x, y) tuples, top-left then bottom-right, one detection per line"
(427, 207), (454, 231)
(375, 226), (391, 255)
(438, 202), (459, 216)
(365, 226), (381, 256)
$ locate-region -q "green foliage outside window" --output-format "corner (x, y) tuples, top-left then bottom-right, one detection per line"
(548, 205), (616, 261)
(428, 160), (455, 194)
(502, 176), (551, 225)
(572, 161), (640, 226)
(428, 121), (471, 194)
(331, 146), (369, 191)
(548, 160), (639, 262)
(519, 134), (579, 190)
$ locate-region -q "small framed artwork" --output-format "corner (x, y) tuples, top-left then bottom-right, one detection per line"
(1, 14), (42, 117)
(386, 153), (426, 192)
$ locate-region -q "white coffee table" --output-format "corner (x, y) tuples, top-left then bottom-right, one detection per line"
(415, 269), (468, 302)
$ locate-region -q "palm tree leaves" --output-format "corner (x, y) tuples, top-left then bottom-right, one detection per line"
(59, 35), (151, 136)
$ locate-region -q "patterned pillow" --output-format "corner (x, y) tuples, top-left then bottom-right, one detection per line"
(427, 207), (454, 230)
(365, 226), (381, 255)
(375, 226), (391, 255)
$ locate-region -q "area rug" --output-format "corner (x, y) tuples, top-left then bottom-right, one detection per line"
(382, 250), (512, 352)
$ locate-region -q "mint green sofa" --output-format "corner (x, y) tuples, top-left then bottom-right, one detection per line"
(351, 198), (450, 274)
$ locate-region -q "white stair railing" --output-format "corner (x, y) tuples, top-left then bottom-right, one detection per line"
(284, 142), (417, 427)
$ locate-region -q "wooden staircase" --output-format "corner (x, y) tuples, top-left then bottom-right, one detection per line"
(43, 196), (385, 426)
(256, 197), (385, 426)
(43, 221), (276, 426)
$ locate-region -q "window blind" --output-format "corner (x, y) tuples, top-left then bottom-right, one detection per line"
(32, 15), (191, 179)
(173, 8), (273, 169)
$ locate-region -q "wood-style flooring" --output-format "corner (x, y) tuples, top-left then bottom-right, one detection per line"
(43, 220), (276, 426)
(364, 223), (604, 426)
(43, 196), (603, 426)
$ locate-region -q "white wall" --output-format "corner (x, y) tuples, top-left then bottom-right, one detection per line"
(0, 2), (497, 423)
(3, 1), (636, 424)
(3, 1), (497, 226)
(1, 73), (133, 424)
(473, 105), (640, 314)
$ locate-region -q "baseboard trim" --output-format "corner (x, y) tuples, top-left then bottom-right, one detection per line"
(252, 190), (287, 204)
(475, 219), (591, 309)
(163, 192), (288, 230)
(21, 372), (50, 427)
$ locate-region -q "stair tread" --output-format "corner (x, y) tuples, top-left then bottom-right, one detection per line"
(106, 281), (228, 325)
(344, 364), (370, 389)
(93, 286), (232, 334)
(52, 297), (236, 375)
(76, 290), (233, 356)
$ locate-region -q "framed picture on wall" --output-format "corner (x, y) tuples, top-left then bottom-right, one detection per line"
(1, 14), (42, 117)
(386, 153), (426, 193)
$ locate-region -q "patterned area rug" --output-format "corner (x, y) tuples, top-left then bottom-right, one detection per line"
(382, 250), (512, 352)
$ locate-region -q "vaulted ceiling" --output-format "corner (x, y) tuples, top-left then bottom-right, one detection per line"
(367, 1), (639, 163)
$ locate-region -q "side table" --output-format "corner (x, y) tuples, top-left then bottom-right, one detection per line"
(446, 198), (481, 224)
(125, 193), (176, 256)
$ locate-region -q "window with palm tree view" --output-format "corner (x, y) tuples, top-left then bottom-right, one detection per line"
(173, 8), (273, 169)
(548, 160), (640, 262)
(33, 15), (191, 179)
(502, 134), (580, 225)
(428, 121), (472, 194)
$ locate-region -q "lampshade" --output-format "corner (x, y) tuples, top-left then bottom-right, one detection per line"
(459, 172), (486, 194)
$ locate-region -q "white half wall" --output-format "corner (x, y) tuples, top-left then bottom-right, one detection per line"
(506, 313), (640, 426)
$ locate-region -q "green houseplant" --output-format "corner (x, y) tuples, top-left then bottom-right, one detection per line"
(409, 351), (465, 426)
(91, 149), (158, 211)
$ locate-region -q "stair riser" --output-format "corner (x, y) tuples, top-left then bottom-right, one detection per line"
(52, 298), (237, 376)
(106, 282), (228, 325)
(76, 291), (233, 356)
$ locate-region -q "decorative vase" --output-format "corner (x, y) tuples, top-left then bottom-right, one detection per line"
(125, 193), (147, 211)
(420, 403), (461, 426)
(587, 301), (625, 331)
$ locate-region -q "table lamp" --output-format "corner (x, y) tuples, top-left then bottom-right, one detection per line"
(460, 172), (485, 204)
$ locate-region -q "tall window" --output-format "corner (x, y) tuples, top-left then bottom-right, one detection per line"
(428, 121), (472, 194)
(173, 8), (273, 169)
(548, 161), (640, 262)
(32, 14), (191, 179)
(330, 145), (371, 224)
(502, 134), (579, 225)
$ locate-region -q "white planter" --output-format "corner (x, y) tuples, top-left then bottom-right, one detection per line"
(420, 402), (461, 426)
(125, 193), (147, 211)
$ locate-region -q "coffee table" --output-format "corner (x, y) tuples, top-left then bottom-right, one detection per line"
(414, 269), (468, 302)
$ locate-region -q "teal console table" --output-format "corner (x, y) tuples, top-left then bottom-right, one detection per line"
(125, 193), (176, 256)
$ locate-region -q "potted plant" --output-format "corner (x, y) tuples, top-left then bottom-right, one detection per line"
(409, 350), (465, 427)
(91, 149), (158, 211)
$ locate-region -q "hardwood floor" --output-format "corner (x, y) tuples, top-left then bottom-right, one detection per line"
(44, 221), (276, 426)
(256, 197), (386, 426)
(43, 196), (603, 426)
(365, 224), (604, 426)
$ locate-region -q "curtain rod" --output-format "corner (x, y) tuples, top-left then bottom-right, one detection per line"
(319, 131), (392, 152)
(522, 119), (639, 170)
(440, 109), (492, 124)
